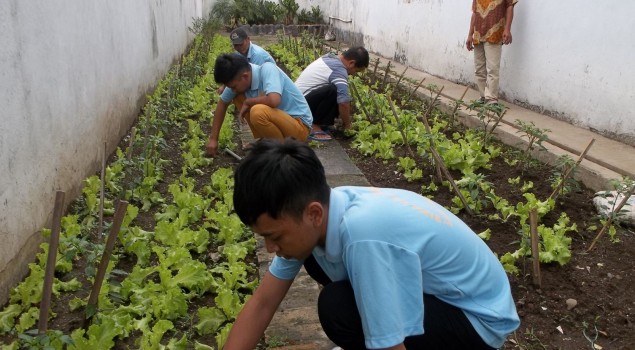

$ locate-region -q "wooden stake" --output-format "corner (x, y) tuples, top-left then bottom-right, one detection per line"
(85, 200), (129, 322)
(98, 142), (107, 238)
(380, 61), (392, 92)
(549, 138), (596, 201)
(404, 77), (426, 106)
(485, 109), (507, 142)
(420, 86), (445, 182)
(588, 185), (635, 251)
(349, 82), (379, 128)
(418, 100), (474, 216)
(368, 90), (387, 132)
(371, 58), (380, 81)
(388, 96), (417, 160)
(38, 191), (66, 334)
(529, 208), (542, 289)
(394, 66), (409, 90)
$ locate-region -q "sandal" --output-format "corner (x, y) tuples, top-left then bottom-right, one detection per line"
(308, 131), (332, 141)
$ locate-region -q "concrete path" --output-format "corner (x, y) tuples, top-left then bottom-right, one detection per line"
(234, 40), (635, 349)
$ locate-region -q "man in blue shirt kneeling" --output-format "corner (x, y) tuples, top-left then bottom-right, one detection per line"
(224, 139), (520, 349)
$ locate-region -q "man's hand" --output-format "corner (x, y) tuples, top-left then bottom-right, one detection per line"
(466, 36), (474, 51)
(238, 102), (251, 123)
(217, 85), (226, 94)
(206, 137), (219, 157)
(502, 30), (512, 45)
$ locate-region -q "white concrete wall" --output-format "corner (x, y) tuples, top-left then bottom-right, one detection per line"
(299, 0), (635, 145)
(0, 0), (215, 303)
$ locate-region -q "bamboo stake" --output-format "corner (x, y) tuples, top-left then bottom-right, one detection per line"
(38, 191), (66, 334)
(394, 66), (409, 90)
(588, 185), (635, 251)
(418, 94), (474, 216)
(388, 96), (417, 160)
(448, 86), (470, 127)
(126, 127), (137, 161)
(368, 90), (387, 132)
(529, 208), (542, 289)
(98, 142), (107, 238)
(85, 200), (129, 322)
(419, 86), (445, 182)
(371, 58), (381, 81)
(380, 61), (392, 92)
(548, 138), (596, 201)
(403, 77), (426, 107)
(485, 110), (507, 142)
(451, 86), (470, 116)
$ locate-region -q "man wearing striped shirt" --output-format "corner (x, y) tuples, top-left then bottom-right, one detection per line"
(295, 47), (369, 141)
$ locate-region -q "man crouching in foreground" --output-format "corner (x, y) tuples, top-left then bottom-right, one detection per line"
(224, 139), (520, 349)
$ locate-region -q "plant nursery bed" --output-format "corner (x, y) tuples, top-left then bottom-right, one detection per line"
(338, 134), (635, 349)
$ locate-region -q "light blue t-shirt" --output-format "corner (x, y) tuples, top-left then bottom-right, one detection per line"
(245, 42), (275, 65)
(269, 186), (519, 349)
(220, 62), (313, 129)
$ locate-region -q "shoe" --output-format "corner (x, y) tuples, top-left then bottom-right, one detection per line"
(479, 97), (486, 103)
(308, 131), (333, 141)
(485, 98), (499, 105)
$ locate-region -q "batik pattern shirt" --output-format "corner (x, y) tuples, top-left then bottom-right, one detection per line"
(472, 0), (518, 44)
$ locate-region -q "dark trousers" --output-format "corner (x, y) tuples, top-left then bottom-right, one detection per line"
(304, 84), (338, 126)
(303, 256), (495, 350)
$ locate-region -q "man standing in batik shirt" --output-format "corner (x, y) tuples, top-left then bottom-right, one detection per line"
(466, 0), (518, 104)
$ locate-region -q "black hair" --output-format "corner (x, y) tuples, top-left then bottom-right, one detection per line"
(233, 138), (331, 226)
(342, 46), (370, 68)
(213, 53), (251, 84)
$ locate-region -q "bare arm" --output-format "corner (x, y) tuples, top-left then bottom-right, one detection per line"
(206, 99), (230, 156)
(503, 4), (515, 45)
(223, 271), (294, 350)
(238, 92), (282, 120)
(338, 102), (352, 129)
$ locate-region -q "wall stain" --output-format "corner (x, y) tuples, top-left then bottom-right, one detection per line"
(151, 9), (159, 59)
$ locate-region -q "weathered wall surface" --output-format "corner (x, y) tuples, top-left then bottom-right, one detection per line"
(0, 0), (215, 303)
(298, 0), (635, 145)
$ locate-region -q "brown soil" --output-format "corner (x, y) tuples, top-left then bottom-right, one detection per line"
(336, 133), (635, 350)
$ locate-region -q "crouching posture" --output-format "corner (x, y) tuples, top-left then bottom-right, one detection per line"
(225, 139), (520, 349)
(206, 54), (312, 156)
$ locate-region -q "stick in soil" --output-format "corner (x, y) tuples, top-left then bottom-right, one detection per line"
(394, 66), (409, 92)
(98, 142), (106, 239)
(403, 77), (426, 107)
(548, 138), (595, 202)
(388, 96), (417, 160)
(371, 58), (381, 84)
(587, 184), (635, 251)
(85, 200), (129, 325)
(38, 191), (66, 334)
(529, 208), (542, 289)
(449, 86), (470, 126)
(380, 61), (392, 92)
(485, 109), (507, 143)
(418, 97), (474, 216)
(420, 86), (445, 181)
(349, 81), (385, 132)
(367, 89), (388, 132)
